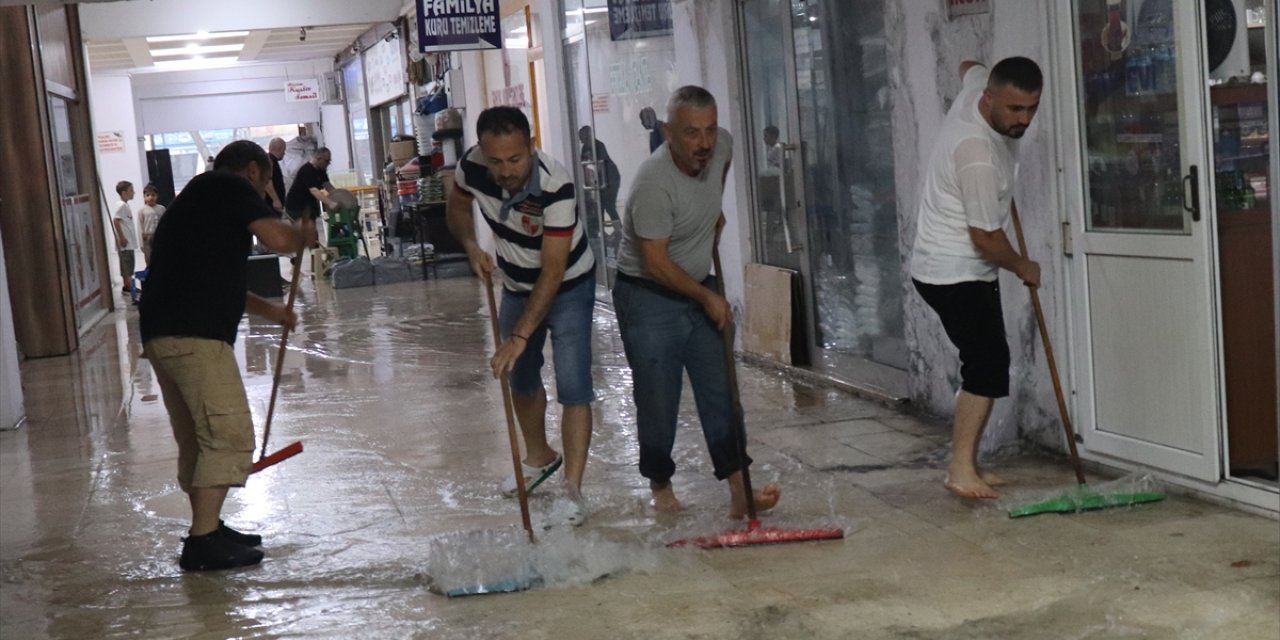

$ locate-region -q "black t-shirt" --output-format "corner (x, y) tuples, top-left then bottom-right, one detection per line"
(265, 154), (286, 208)
(140, 171), (277, 345)
(285, 161), (329, 215)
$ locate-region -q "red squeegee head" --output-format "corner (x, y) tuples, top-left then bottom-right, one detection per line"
(668, 518), (845, 549)
(251, 440), (303, 474)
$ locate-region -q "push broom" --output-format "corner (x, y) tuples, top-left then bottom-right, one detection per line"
(427, 270), (542, 597)
(1005, 202), (1164, 517)
(252, 218), (309, 474)
(668, 248), (845, 548)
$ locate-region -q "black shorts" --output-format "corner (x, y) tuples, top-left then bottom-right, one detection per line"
(913, 279), (1010, 398)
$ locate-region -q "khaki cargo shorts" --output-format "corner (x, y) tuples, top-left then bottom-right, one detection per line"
(144, 337), (254, 491)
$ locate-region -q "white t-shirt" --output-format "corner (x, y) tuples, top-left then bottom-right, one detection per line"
(910, 65), (1020, 284)
(113, 200), (137, 252)
(139, 204), (165, 236)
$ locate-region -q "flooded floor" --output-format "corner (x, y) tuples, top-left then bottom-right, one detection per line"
(2, 276), (1277, 639)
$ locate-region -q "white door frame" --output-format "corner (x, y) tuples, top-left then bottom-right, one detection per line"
(1054, 0), (1222, 480)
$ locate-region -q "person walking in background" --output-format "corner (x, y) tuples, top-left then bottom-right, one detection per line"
(640, 106), (666, 153)
(910, 57), (1043, 500)
(578, 125), (622, 228)
(111, 180), (137, 297)
(265, 137), (287, 214)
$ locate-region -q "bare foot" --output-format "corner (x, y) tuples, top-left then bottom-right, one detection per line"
(979, 470), (1008, 487)
(651, 481), (684, 513)
(729, 483), (782, 519)
(944, 473), (1000, 500)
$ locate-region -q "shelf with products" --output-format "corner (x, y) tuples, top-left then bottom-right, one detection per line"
(1211, 82), (1271, 214)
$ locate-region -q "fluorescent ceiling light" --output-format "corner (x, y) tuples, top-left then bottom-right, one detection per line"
(146, 30), (249, 43)
(153, 56), (241, 71)
(150, 43), (245, 57)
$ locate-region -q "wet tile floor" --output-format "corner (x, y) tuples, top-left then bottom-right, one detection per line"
(2, 276), (1277, 639)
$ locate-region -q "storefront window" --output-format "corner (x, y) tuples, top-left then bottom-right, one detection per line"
(147, 125), (300, 193)
(344, 60), (374, 186)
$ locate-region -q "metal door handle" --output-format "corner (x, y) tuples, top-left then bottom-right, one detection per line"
(1182, 165), (1200, 222)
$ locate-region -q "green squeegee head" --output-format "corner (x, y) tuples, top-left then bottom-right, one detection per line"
(1008, 484), (1166, 518)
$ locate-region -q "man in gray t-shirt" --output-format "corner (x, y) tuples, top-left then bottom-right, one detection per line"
(613, 85), (781, 519)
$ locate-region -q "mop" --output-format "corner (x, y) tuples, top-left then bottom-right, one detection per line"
(1005, 202), (1164, 517)
(425, 271), (542, 596)
(668, 249), (845, 549)
(252, 226), (308, 474)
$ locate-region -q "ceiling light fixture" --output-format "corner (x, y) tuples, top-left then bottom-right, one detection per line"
(146, 30), (248, 43)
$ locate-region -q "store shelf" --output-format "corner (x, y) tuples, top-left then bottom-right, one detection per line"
(1211, 83), (1268, 106)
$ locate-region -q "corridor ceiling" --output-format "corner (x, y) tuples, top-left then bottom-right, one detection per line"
(11, 0), (405, 73)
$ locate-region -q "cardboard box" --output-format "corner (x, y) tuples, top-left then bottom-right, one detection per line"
(390, 140), (417, 163)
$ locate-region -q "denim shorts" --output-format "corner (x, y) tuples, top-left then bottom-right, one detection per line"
(498, 272), (596, 405)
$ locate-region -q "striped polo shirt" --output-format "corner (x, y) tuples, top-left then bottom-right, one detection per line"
(455, 146), (594, 294)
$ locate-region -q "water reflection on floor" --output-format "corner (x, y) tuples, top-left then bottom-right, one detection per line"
(1, 277), (1276, 639)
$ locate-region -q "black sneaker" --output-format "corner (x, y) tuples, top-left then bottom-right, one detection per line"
(179, 530), (263, 571)
(219, 520), (262, 547)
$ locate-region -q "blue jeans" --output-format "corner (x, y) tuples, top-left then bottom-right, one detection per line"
(498, 273), (596, 405)
(612, 275), (749, 483)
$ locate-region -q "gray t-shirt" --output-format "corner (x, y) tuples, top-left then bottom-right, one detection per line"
(616, 128), (733, 282)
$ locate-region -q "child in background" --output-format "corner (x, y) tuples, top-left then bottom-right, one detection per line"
(138, 183), (166, 262)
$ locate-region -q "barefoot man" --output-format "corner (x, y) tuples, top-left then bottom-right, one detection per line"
(613, 85), (780, 518)
(910, 57), (1044, 499)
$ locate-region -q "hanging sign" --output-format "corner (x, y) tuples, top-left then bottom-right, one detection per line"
(285, 79), (320, 102)
(608, 0), (673, 41)
(96, 131), (125, 153)
(366, 37), (406, 107)
(417, 0), (502, 53)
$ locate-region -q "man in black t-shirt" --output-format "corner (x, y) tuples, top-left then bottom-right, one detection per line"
(264, 137), (287, 213)
(284, 146), (338, 220)
(141, 140), (317, 572)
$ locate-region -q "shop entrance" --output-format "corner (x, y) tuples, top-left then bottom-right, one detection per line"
(738, 0), (907, 396)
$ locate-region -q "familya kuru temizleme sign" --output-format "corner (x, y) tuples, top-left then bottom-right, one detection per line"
(417, 0), (502, 52)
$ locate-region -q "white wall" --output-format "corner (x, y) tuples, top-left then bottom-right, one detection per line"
(319, 103), (352, 172)
(673, 0), (750, 322)
(0, 226), (25, 431)
(88, 72), (146, 282)
(131, 61), (329, 134)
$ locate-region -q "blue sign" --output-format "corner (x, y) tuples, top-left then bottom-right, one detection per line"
(608, 0), (673, 42)
(417, 0), (502, 53)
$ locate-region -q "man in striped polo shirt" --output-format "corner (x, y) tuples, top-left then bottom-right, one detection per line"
(447, 106), (596, 527)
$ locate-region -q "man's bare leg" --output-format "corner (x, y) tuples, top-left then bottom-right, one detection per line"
(190, 486), (230, 536)
(559, 404), (592, 496)
(946, 390), (1000, 499)
(650, 480), (683, 512)
(511, 388), (558, 467)
(727, 471), (782, 519)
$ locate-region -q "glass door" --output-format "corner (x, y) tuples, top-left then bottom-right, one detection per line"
(561, 0), (679, 296)
(1066, 0), (1221, 481)
(739, 0), (906, 393)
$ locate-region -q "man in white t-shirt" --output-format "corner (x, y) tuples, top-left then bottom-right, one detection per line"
(111, 180), (137, 295)
(910, 57), (1043, 500)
